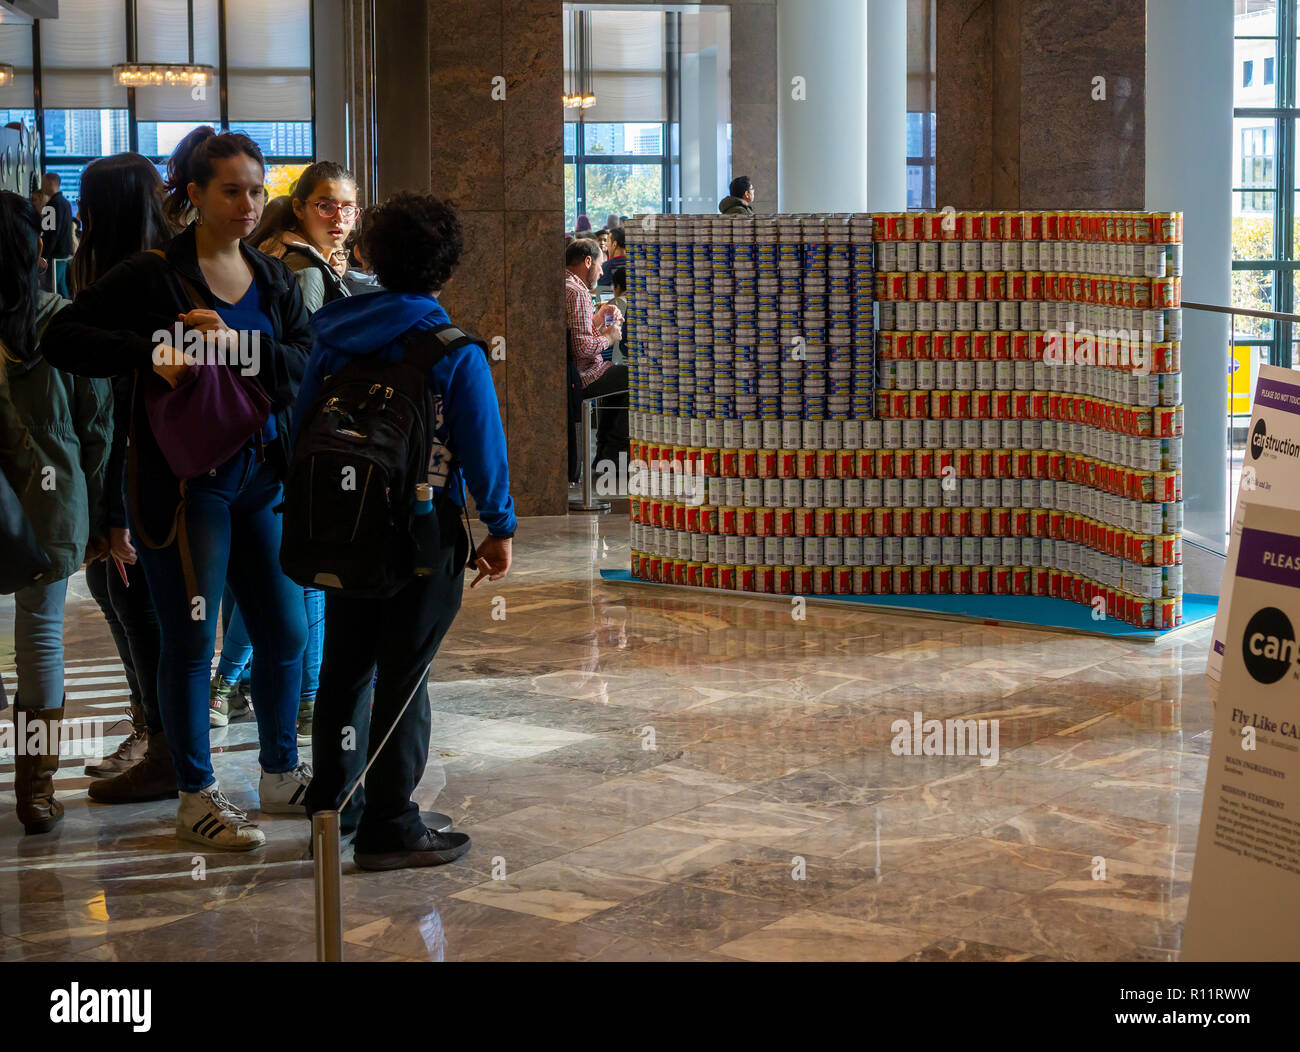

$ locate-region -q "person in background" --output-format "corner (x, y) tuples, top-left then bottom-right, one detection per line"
(68, 153), (178, 803)
(208, 161), (361, 742)
(0, 190), (113, 835)
(341, 214), (382, 296)
(603, 213), (618, 232)
(573, 213), (592, 237)
(247, 195), (295, 250)
(594, 228), (610, 258)
(41, 127), (313, 851)
(718, 175), (756, 216)
(599, 226), (626, 287)
(565, 238), (627, 470)
(606, 266), (628, 365)
(39, 172), (75, 298)
(298, 191), (515, 870)
(30, 189), (48, 284)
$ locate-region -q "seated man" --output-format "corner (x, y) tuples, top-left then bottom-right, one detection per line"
(565, 238), (627, 472)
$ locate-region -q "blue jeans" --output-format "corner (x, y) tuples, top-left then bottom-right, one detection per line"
(131, 446), (307, 792)
(218, 587), (325, 702)
(12, 577), (69, 710)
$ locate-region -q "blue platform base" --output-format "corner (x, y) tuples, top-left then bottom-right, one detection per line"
(598, 568), (1218, 642)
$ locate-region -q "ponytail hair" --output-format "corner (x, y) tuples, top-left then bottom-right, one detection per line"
(164, 125), (265, 225)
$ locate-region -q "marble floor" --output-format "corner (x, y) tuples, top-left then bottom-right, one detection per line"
(0, 510), (1214, 961)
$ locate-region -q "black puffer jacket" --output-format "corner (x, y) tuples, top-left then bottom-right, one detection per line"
(40, 223), (312, 522)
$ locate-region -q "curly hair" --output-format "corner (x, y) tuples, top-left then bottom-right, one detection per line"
(360, 191), (462, 293)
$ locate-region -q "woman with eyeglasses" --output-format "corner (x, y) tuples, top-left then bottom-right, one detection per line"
(254, 162), (360, 312)
(208, 162), (362, 742)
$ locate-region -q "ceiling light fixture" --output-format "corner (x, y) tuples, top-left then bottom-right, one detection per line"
(113, 0), (215, 89)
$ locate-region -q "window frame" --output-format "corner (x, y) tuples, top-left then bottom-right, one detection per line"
(1233, 4), (1297, 368)
(563, 10), (675, 226)
(12, 1), (316, 207)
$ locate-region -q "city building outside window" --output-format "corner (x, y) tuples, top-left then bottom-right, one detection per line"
(0, 0), (314, 213)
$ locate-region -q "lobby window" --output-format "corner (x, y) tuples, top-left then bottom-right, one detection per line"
(906, 0), (936, 209)
(563, 5), (729, 228)
(1231, 0), (1300, 365)
(0, 0), (316, 213)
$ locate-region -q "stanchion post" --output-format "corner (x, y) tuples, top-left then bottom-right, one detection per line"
(313, 810), (344, 962)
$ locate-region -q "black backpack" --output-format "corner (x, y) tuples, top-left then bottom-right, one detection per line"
(279, 324), (478, 598)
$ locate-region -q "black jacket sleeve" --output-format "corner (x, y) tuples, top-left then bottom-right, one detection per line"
(40, 256), (161, 378)
(254, 265), (312, 411)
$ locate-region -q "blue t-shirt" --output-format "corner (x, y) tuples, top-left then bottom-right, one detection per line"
(213, 280), (277, 442)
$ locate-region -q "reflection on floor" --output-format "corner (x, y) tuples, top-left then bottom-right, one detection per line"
(0, 512), (1209, 961)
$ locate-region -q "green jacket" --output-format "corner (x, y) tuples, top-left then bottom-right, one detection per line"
(718, 195), (755, 216)
(0, 291), (113, 582)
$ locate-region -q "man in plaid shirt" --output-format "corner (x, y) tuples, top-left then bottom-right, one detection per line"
(565, 238), (627, 470)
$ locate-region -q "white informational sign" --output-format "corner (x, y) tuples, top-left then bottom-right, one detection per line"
(1184, 500), (1300, 962)
(1208, 365), (1300, 686)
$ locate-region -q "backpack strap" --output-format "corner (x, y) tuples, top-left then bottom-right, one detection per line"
(399, 323), (484, 569)
(401, 323), (482, 370)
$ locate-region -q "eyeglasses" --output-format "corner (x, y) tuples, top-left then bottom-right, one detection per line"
(308, 199), (361, 222)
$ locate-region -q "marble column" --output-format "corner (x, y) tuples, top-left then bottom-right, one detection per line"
(729, 0), (779, 215)
(426, 0), (568, 519)
(777, 0), (870, 213)
(936, 0), (1145, 210)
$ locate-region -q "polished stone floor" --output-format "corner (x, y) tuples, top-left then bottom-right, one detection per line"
(0, 511), (1215, 961)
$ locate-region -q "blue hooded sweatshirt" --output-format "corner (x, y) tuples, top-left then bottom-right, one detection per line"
(293, 291), (517, 538)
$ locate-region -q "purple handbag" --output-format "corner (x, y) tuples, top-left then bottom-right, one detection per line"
(142, 251), (271, 480)
(143, 359), (271, 480)
(126, 253), (274, 604)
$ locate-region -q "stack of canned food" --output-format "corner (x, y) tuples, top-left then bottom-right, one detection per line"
(625, 213), (876, 424)
(623, 210), (1185, 631)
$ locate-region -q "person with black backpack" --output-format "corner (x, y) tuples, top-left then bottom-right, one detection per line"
(285, 191), (514, 871)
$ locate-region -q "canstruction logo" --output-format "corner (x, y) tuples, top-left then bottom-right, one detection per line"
(1242, 606), (1298, 685)
(1249, 416), (1300, 461)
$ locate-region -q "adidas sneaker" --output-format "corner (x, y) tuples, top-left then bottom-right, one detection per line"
(258, 762), (312, 815)
(177, 782), (265, 851)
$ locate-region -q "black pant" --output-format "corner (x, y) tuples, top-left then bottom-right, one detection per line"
(305, 506), (467, 851)
(582, 364), (629, 468)
(85, 557), (163, 734)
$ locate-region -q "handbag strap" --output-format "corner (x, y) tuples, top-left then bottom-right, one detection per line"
(149, 248), (207, 311)
(126, 326), (201, 605)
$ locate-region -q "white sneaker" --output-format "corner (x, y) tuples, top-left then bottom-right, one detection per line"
(258, 762), (312, 815)
(177, 781), (265, 851)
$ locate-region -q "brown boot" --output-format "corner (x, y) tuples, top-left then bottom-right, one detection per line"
(14, 705), (65, 835)
(85, 703), (149, 778)
(88, 730), (178, 804)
